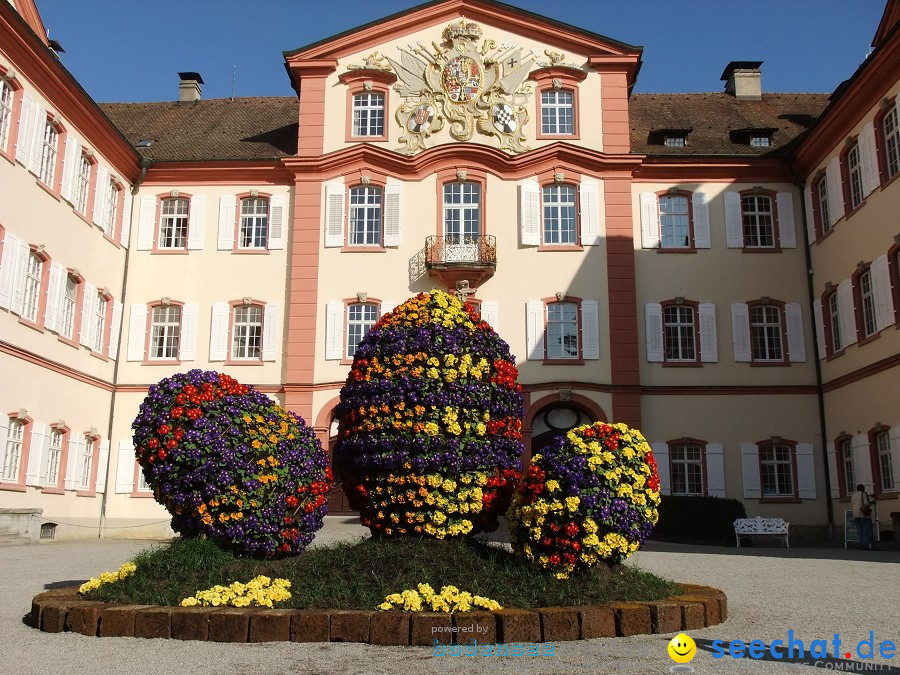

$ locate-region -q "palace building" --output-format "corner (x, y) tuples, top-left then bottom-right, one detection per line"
(1, 0), (898, 542)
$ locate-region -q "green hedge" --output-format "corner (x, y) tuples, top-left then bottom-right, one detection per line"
(651, 496), (747, 543)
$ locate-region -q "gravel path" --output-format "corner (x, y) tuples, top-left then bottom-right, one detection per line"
(3, 519), (898, 675)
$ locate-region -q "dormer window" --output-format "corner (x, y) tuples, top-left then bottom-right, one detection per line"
(664, 135), (686, 148)
(750, 134), (772, 147)
(649, 128), (691, 147)
(730, 128), (776, 147)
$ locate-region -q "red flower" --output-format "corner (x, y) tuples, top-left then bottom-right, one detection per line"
(549, 553), (561, 566)
(158, 449), (167, 460)
(565, 522), (579, 537)
(286, 495), (299, 508)
(148, 438), (159, 449)
(158, 425), (171, 436)
(166, 438), (177, 449)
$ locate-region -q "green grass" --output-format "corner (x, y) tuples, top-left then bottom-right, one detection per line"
(86, 536), (680, 610)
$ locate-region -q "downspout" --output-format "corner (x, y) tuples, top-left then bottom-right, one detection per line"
(796, 177), (835, 537)
(98, 157), (152, 538)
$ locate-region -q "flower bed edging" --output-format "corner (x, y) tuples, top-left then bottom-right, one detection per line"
(28, 583), (726, 643)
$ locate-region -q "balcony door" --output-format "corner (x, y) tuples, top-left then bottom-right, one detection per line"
(442, 182), (481, 262)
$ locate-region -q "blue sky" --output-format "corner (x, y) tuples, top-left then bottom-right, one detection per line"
(35, 0), (885, 103)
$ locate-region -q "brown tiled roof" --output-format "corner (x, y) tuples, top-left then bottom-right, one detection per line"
(99, 97), (298, 162)
(630, 92), (831, 157)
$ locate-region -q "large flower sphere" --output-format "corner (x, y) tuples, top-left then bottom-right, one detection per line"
(334, 290), (524, 538)
(508, 422), (660, 578)
(132, 370), (331, 558)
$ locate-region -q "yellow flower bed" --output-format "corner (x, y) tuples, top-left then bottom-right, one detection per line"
(378, 584), (501, 613)
(78, 562), (137, 594)
(180, 575), (291, 608)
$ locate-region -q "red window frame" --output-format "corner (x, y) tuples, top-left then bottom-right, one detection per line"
(41, 423), (70, 494)
(234, 192), (272, 253)
(0, 67), (23, 164)
(538, 176), (581, 250)
(747, 299), (789, 366)
(868, 425), (896, 497)
(660, 299), (701, 366)
(851, 263), (880, 344)
(225, 299), (265, 365)
(757, 439), (800, 502)
(542, 296), (584, 365)
(143, 300), (185, 365)
(739, 188), (781, 252)
(530, 67), (585, 141)
(75, 430), (100, 498)
(153, 192), (193, 254)
(821, 287), (844, 358)
(338, 70), (395, 143)
(342, 298), (382, 365)
(810, 171), (832, 241)
(18, 244), (51, 332)
(840, 137), (865, 215)
(1, 412), (32, 492)
(666, 438), (708, 496)
(656, 189), (696, 252)
(874, 97), (899, 185)
(834, 434), (855, 500)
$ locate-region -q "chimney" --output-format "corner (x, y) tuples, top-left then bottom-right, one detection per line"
(721, 61), (763, 100)
(178, 72), (204, 102)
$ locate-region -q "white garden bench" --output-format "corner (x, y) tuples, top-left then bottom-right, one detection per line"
(734, 516), (790, 548)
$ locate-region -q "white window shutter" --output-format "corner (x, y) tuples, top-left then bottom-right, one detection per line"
(859, 122), (880, 197)
(95, 439), (110, 493)
(10, 236), (29, 316)
(889, 426), (900, 490)
(795, 443), (816, 499)
(776, 192), (796, 248)
(380, 301), (397, 316)
(803, 184), (815, 244)
(0, 231), (18, 310)
(120, 190), (133, 248)
(324, 183), (345, 247)
(114, 440), (135, 494)
(93, 165), (109, 226)
(179, 303), (198, 361)
(692, 192), (710, 248)
(871, 255), (894, 332)
(108, 300), (123, 360)
(724, 191), (744, 248)
(39, 429), (55, 486)
(25, 423), (48, 486)
(126, 304), (147, 361)
(698, 302), (718, 363)
(705, 443), (726, 497)
(731, 303), (751, 362)
(187, 195), (206, 250)
(217, 195), (236, 250)
(44, 262), (64, 333)
(581, 300), (600, 359)
(80, 283), (97, 348)
(851, 434), (873, 489)
(384, 183), (401, 247)
(526, 300), (545, 360)
(651, 443), (670, 495)
(639, 192), (659, 249)
(64, 436), (83, 490)
(209, 303), (230, 361)
(262, 302), (279, 361)
(826, 442), (840, 498)
(644, 303), (663, 362)
(324, 300), (344, 360)
(740, 443), (761, 498)
(519, 180), (540, 246)
(27, 103), (45, 175)
(785, 303), (806, 362)
(60, 134), (79, 203)
(15, 93), (34, 165)
(480, 301), (498, 329)
(579, 180), (601, 246)
(268, 194), (286, 250)
(812, 299), (826, 360)
(826, 157), (844, 225)
(837, 279), (857, 347)
(137, 196), (156, 250)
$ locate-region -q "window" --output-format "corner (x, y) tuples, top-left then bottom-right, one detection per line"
(92, 294), (107, 353)
(74, 153), (92, 215)
(839, 437), (855, 497)
(663, 305), (696, 362)
(664, 135), (686, 148)
(0, 77), (13, 154)
(346, 303), (378, 359)
(540, 90), (574, 135)
(59, 274), (79, 340)
(750, 134), (771, 147)
(443, 182), (480, 244)
(79, 436), (94, 491)
(742, 194), (775, 248)
(232, 304), (262, 360)
(669, 443), (704, 496)
(874, 431), (894, 492)
(239, 197), (268, 249)
(814, 174), (831, 236)
(349, 186), (382, 246)
(159, 198), (189, 249)
(759, 444), (794, 497)
(149, 304), (181, 360)
(858, 269), (878, 338)
(845, 142), (864, 210)
(658, 194), (691, 248)
(102, 179), (119, 238)
(883, 104), (900, 181)
(750, 305), (783, 362)
(46, 429), (63, 486)
(38, 117), (59, 187)
(547, 301), (579, 360)
(827, 291), (842, 353)
(352, 93), (385, 137)
(22, 252), (42, 323)
(2, 419), (24, 482)
(542, 184), (576, 245)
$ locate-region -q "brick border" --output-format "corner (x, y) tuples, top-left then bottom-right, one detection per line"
(28, 583), (726, 644)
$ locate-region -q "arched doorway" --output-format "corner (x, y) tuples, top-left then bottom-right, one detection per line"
(530, 404), (597, 454)
(326, 415), (357, 515)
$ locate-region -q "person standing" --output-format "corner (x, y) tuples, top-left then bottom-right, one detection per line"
(850, 484), (875, 550)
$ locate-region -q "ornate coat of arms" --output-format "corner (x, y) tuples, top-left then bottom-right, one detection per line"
(385, 19), (536, 155)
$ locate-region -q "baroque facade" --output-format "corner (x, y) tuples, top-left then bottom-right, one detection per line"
(1, 0), (898, 541)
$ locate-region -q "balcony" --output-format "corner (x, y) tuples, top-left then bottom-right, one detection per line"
(423, 235), (496, 289)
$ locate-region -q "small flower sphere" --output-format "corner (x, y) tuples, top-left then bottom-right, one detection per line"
(334, 290), (524, 538)
(508, 422), (661, 577)
(132, 370), (331, 558)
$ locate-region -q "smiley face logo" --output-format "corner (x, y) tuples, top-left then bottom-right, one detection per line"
(668, 633), (697, 663)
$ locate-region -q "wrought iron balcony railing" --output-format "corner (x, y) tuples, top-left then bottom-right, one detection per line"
(424, 235), (497, 268)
